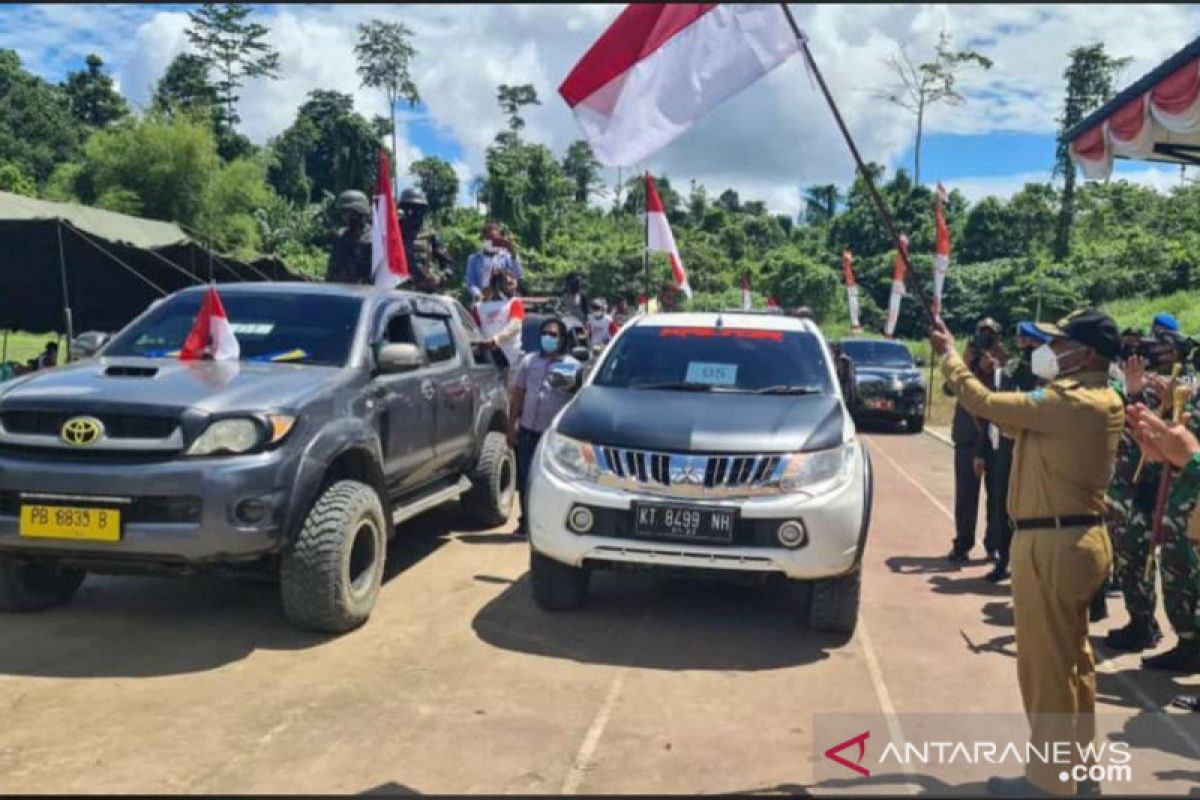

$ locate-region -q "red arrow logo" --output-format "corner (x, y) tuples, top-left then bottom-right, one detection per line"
(824, 731), (871, 777)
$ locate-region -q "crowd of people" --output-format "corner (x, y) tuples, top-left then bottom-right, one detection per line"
(933, 307), (1200, 797)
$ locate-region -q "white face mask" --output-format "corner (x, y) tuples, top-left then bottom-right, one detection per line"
(482, 240), (497, 254)
(1031, 344), (1059, 381)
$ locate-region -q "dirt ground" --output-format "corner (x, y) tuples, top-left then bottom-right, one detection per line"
(0, 427), (1197, 795)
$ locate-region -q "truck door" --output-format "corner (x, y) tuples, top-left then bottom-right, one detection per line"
(371, 308), (438, 493)
(412, 313), (475, 475)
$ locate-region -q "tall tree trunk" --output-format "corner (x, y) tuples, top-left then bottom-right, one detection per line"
(914, 101), (924, 185)
(1054, 169), (1076, 260)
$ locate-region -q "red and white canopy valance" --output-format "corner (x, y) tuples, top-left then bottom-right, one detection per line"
(1067, 39), (1200, 180)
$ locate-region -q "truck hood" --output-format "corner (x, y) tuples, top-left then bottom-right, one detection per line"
(0, 357), (345, 415)
(555, 386), (846, 454)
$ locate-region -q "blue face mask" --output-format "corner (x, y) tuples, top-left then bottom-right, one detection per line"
(540, 334), (559, 354)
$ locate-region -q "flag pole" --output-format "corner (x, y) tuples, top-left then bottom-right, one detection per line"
(642, 171), (650, 309)
(778, 3), (935, 329)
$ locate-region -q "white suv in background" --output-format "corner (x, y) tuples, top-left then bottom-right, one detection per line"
(525, 311), (872, 634)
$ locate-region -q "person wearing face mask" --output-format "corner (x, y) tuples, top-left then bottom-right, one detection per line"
(933, 308), (1123, 799)
(586, 298), (618, 349)
(975, 322), (1051, 583)
(466, 221), (523, 301)
(471, 269), (524, 372)
(508, 318), (580, 536)
(398, 188), (453, 294)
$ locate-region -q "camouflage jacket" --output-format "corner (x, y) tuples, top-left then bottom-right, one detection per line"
(1111, 382), (1200, 517)
(404, 223), (453, 291)
(325, 226), (373, 284)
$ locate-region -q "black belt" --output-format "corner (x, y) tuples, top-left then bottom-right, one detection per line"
(1013, 515), (1103, 531)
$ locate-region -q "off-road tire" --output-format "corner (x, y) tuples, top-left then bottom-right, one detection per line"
(907, 414), (925, 434)
(0, 556), (86, 612)
(530, 550), (590, 611)
(808, 568), (861, 635)
(281, 480), (387, 634)
(462, 432), (516, 528)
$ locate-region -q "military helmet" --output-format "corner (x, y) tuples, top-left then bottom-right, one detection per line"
(335, 190), (370, 216)
(398, 187), (428, 208)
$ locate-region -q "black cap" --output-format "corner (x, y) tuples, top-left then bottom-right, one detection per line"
(1034, 308), (1121, 360)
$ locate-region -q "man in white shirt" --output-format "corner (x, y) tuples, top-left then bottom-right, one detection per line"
(471, 270), (524, 370)
(585, 298), (618, 349)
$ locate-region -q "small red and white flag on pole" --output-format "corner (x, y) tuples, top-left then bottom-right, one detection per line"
(884, 235), (909, 339)
(180, 285), (239, 361)
(933, 182), (950, 319)
(558, 5), (803, 167)
(645, 172), (691, 299)
(372, 150), (409, 289)
(842, 249), (861, 332)
(742, 272), (752, 310)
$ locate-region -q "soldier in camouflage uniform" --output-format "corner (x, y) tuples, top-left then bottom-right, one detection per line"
(1107, 355), (1200, 671)
(325, 190), (373, 285)
(1127, 394), (1200, 673)
(398, 188), (453, 294)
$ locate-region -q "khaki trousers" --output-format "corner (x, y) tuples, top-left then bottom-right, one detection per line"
(1010, 524), (1112, 795)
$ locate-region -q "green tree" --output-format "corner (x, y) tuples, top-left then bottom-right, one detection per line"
(1053, 43), (1131, 259)
(803, 184), (841, 225)
(716, 188), (740, 213)
(959, 196), (1015, 263)
(355, 19), (420, 187)
(410, 156), (459, 216)
(562, 139), (602, 204)
(0, 160), (35, 196)
(186, 3), (281, 135)
(153, 53), (220, 119)
(267, 90), (380, 204)
(874, 30), (992, 185)
(62, 54), (128, 128)
(0, 49), (82, 183)
(497, 83), (540, 134)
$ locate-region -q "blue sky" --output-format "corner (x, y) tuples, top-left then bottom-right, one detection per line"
(1, 3), (1194, 212)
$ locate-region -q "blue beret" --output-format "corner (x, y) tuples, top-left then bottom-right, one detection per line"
(1018, 321), (1051, 343)
(1153, 312), (1180, 332)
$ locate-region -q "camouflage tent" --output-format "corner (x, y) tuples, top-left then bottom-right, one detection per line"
(0, 192), (308, 335)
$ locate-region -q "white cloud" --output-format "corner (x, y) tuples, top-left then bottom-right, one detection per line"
(3, 3), (1199, 212)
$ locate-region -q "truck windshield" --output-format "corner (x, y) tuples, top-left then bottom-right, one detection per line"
(593, 325), (833, 394)
(840, 340), (914, 368)
(105, 291), (364, 367)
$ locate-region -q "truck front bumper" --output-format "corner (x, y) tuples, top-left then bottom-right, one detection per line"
(0, 449), (296, 565)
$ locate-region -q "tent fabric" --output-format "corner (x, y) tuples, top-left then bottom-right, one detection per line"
(0, 191), (190, 250)
(0, 194), (306, 335)
(1066, 37), (1200, 180)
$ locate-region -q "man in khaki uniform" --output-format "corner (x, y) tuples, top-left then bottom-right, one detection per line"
(932, 309), (1124, 797)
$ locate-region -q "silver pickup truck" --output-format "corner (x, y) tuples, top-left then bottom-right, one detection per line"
(0, 283), (514, 633)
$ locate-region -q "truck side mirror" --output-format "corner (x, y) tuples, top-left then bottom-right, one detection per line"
(571, 346), (591, 363)
(376, 343), (424, 374)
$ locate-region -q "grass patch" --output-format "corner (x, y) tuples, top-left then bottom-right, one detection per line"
(2, 331), (64, 368)
(1102, 290), (1200, 334)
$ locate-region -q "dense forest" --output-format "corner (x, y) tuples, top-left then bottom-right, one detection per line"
(2, 3), (1198, 340)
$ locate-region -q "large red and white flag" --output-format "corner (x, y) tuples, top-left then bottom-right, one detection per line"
(842, 249), (861, 332)
(742, 272), (752, 310)
(180, 285), (239, 361)
(372, 150), (409, 289)
(558, 5), (803, 167)
(646, 172), (691, 299)
(884, 235), (909, 339)
(933, 182), (950, 318)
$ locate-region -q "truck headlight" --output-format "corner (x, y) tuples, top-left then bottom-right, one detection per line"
(187, 414), (295, 456)
(779, 442), (857, 495)
(543, 430), (599, 481)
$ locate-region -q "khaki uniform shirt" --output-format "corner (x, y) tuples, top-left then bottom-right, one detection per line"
(940, 350), (1123, 523)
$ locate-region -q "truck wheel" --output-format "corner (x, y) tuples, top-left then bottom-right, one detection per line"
(808, 568), (861, 635)
(907, 414), (925, 434)
(530, 550), (590, 611)
(462, 431), (516, 528)
(0, 556), (86, 612)
(281, 480), (387, 634)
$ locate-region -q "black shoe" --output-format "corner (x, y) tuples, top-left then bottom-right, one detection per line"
(1104, 618), (1162, 652)
(1170, 693), (1200, 711)
(986, 775), (1043, 797)
(947, 547), (970, 563)
(985, 549), (998, 563)
(1142, 639), (1200, 673)
(984, 564), (1010, 583)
